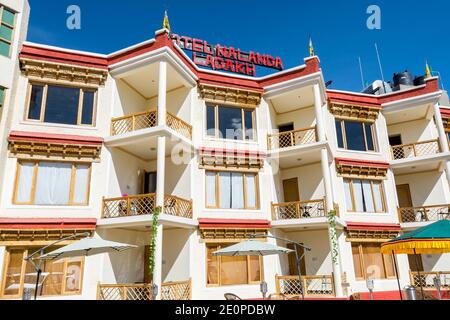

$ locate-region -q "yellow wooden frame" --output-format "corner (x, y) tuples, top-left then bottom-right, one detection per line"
(351, 243), (397, 281)
(13, 160), (92, 206)
(205, 243), (263, 287)
(0, 247), (85, 299)
(206, 104), (256, 141)
(205, 170), (259, 210)
(24, 82), (98, 127)
(0, 5), (16, 58)
(344, 178), (386, 213)
(336, 119), (376, 152)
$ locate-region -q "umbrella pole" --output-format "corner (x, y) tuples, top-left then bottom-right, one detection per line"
(392, 251), (402, 300)
(413, 249), (425, 300)
(34, 268), (42, 300)
(294, 244), (305, 300)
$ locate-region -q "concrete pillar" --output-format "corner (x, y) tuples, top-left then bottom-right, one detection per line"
(156, 136), (166, 211)
(313, 84), (326, 142)
(433, 103), (450, 186)
(158, 61), (167, 126)
(152, 223), (164, 300)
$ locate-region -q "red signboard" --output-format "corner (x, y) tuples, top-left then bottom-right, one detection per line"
(171, 34), (283, 76)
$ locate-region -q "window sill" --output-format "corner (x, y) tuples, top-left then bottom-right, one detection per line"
(336, 148), (382, 156)
(345, 212), (389, 216)
(203, 208), (262, 213)
(203, 137), (259, 145)
(20, 121), (98, 131)
(7, 205), (93, 210)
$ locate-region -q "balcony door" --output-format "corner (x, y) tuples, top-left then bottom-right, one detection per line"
(408, 254), (424, 272)
(143, 171), (157, 194)
(287, 243), (306, 276)
(389, 135), (404, 159)
(396, 184), (413, 208)
(282, 178), (300, 203)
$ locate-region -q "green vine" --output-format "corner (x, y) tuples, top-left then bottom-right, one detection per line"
(327, 210), (339, 264)
(148, 206), (161, 277)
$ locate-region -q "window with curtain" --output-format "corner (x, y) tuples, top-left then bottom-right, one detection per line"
(205, 171), (258, 209)
(351, 243), (395, 280)
(26, 83), (97, 126)
(335, 119), (376, 152)
(206, 244), (262, 286)
(0, 247), (84, 298)
(206, 104), (256, 141)
(14, 161), (91, 206)
(0, 6), (15, 57)
(344, 178), (385, 213)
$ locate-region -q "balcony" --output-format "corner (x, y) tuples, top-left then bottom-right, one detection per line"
(268, 126), (317, 151)
(110, 110), (192, 140)
(275, 274), (335, 298)
(97, 279), (191, 300)
(391, 140), (440, 160)
(102, 194), (193, 219)
(272, 199), (327, 221)
(398, 205), (450, 224)
(410, 271), (450, 291)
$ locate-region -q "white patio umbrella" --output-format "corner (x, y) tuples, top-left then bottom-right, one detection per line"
(213, 240), (294, 257)
(37, 238), (138, 261)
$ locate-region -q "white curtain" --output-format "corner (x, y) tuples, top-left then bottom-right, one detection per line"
(245, 174), (257, 208)
(73, 165), (89, 204)
(362, 180), (375, 212)
(34, 162), (72, 205)
(206, 172), (217, 207)
(16, 162), (34, 203)
(231, 173), (244, 209)
(344, 180), (353, 211)
(372, 182), (384, 212)
(219, 172), (231, 209)
(353, 180), (365, 212)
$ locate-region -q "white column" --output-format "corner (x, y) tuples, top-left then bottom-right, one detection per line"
(321, 149), (344, 297)
(433, 103), (450, 186)
(313, 84), (326, 142)
(152, 223), (164, 300)
(158, 61), (167, 126)
(156, 136), (166, 211)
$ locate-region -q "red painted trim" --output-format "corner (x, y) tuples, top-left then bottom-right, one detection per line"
(440, 108), (450, 118)
(346, 222), (401, 231)
(198, 218), (271, 229)
(335, 158), (390, 169)
(199, 147), (266, 158)
(352, 289), (450, 300)
(9, 131), (104, 145)
(0, 218), (97, 230)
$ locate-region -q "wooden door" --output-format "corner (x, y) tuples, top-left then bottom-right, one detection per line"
(396, 184), (413, 208)
(283, 178), (300, 203)
(408, 254), (424, 272)
(287, 243), (306, 275)
(143, 172), (157, 194)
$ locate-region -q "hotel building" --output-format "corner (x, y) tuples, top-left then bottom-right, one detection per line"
(0, 1), (449, 300)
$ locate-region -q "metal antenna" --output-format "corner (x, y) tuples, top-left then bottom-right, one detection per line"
(358, 56), (366, 90)
(374, 43), (387, 93)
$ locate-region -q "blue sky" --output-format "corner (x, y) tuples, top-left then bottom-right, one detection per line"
(27, 0), (449, 91)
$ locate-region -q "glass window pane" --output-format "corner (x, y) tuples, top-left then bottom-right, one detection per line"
(351, 245), (363, 280)
(3, 249), (25, 297)
(383, 254), (396, 278)
(353, 180), (365, 212)
(206, 245), (219, 285)
(220, 255), (248, 285)
(362, 244), (386, 279)
(231, 173), (244, 209)
(344, 121), (366, 151)
(362, 180), (375, 212)
(28, 85), (44, 120)
(34, 162), (72, 205)
(219, 172), (231, 209)
(0, 24), (13, 41)
(249, 256), (261, 282)
(44, 86), (80, 125)
(335, 120), (344, 148)
(245, 174), (257, 208)
(344, 180), (353, 211)
(365, 124), (375, 151)
(64, 257), (83, 293)
(372, 182), (384, 212)
(0, 39), (10, 56)
(41, 259), (64, 296)
(206, 105), (215, 137)
(218, 106), (243, 140)
(0, 87), (4, 106)
(81, 91), (95, 125)
(2, 8), (15, 26)
(206, 172), (217, 207)
(73, 164), (89, 204)
(16, 162), (35, 203)
(244, 110), (254, 140)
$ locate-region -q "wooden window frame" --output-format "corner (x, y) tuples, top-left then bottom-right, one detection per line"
(13, 160), (92, 206)
(0, 247), (84, 299)
(206, 104), (256, 141)
(336, 119), (376, 152)
(351, 243), (396, 281)
(205, 243), (263, 287)
(24, 82), (98, 127)
(205, 170), (260, 210)
(344, 178), (386, 213)
(0, 5), (16, 58)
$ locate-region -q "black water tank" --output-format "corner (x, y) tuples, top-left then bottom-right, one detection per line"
(393, 71), (414, 86)
(414, 75), (426, 86)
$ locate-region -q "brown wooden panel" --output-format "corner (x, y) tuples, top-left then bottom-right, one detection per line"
(283, 178), (300, 203)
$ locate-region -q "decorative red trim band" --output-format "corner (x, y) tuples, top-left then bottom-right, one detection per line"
(346, 222), (401, 231)
(335, 158), (390, 169)
(198, 218), (271, 229)
(199, 147), (266, 158)
(9, 131), (104, 146)
(440, 108), (450, 118)
(0, 218), (97, 230)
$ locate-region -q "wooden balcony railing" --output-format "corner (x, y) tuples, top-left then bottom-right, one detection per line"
(272, 199), (326, 221)
(275, 274), (335, 298)
(398, 205), (450, 223)
(102, 193), (193, 219)
(391, 139), (440, 160)
(110, 110), (192, 140)
(410, 271), (450, 290)
(97, 279), (192, 300)
(267, 126), (317, 150)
